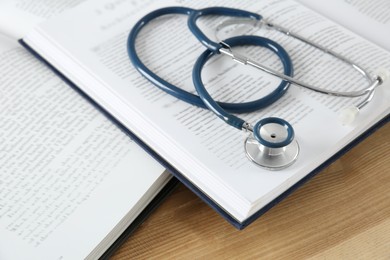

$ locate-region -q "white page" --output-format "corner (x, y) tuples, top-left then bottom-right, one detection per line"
(296, 0), (390, 52)
(24, 0), (390, 222)
(0, 0), (85, 39)
(0, 35), (168, 260)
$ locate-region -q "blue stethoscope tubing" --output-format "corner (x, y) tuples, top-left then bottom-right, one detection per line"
(127, 6), (294, 131)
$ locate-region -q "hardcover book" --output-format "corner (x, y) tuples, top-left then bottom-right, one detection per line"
(18, 0), (390, 230)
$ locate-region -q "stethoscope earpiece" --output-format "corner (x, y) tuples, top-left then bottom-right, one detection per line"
(375, 67), (390, 83)
(245, 117), (299, 170)
(338, 68), (390, 126)
(339, 106), (360, 125)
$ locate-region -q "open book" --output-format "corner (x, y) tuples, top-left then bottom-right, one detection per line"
(0, 1), (173, 259)
(21, 0), (389, 229)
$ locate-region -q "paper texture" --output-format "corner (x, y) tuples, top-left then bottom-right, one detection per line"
(296, 0), (390, 51)
(0, 35), (168, 260)
(0, 0), (85, 39)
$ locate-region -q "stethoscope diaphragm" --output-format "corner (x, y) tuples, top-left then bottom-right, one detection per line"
(244, 117), (299, 170)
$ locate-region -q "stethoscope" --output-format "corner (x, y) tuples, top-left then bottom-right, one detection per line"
(127, 6), (388, 170)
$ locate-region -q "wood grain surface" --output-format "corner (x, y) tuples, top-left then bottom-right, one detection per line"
(112, 123), (390, 259)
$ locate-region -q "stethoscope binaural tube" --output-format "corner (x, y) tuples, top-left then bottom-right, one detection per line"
(215, 18), (390, 125)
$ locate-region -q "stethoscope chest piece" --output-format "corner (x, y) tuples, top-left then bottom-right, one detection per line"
(244, 117), (299, 170)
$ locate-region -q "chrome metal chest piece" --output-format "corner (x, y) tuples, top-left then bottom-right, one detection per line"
(245, 118), (299, 170)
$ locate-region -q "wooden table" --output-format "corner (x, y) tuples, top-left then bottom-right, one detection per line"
(112, 124), (390, 259)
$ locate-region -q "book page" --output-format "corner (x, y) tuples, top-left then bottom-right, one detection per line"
(24, 0), (390, 221)
(0, 35), (168, 259)
(296, 0), (390, 52)
(0, 0), (85, 39)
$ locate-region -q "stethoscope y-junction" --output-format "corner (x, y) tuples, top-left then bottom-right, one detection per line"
(127, 6), (388, 170)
